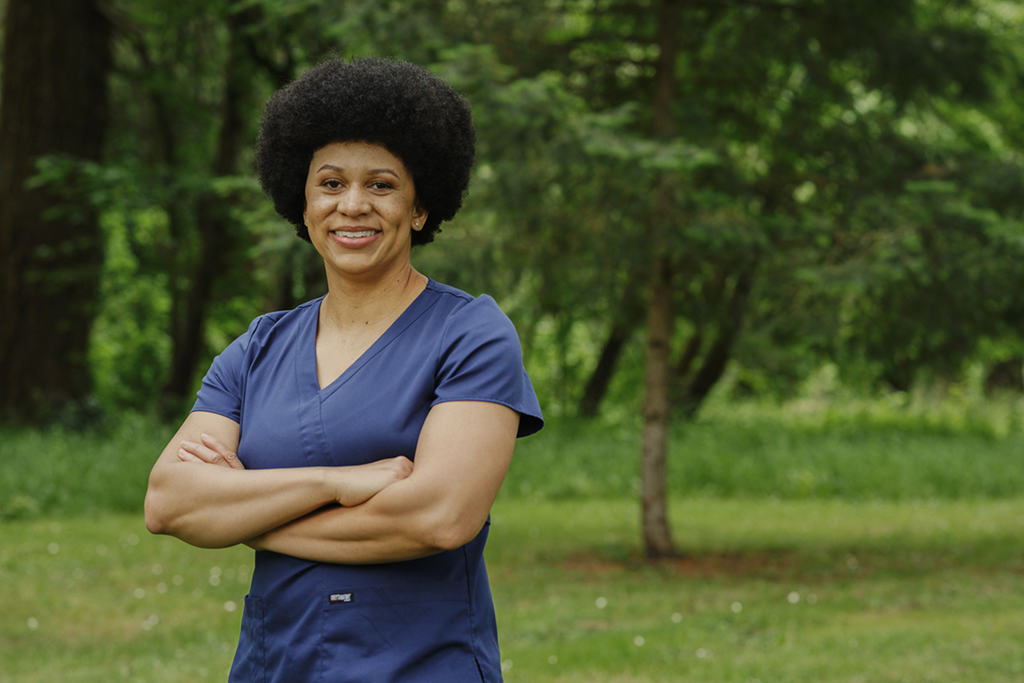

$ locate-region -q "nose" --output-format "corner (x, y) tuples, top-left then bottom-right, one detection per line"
(337, 186), (371, 216)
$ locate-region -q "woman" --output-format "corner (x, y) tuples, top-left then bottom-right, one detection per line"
(144, 57), (543, 683)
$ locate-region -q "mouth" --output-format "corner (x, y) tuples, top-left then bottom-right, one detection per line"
(331, 229), (379, 238)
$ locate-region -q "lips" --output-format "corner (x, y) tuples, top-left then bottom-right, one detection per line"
(331, 229), (379, 238)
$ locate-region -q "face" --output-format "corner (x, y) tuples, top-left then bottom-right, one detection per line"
(303, 141), (427, 283)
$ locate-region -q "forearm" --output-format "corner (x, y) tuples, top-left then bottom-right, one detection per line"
(251, 402), (518, 565)
(252, 476), (481, 564)
(145, 462), (334, 548)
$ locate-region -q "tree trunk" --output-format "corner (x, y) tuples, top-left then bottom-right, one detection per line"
(640, 256), (678, 558)
(0, 0), (111, 424)
(159, 5), (258, 416)
(578, 272), (646, 419)
(639, 0), (682, 559)
(676, 267), (755, 418)
(578, 323), (633, 419)
(672, 330), (703, 381)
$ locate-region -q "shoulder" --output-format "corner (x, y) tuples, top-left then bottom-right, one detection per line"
(424, 280), (543, 437)
(419, 280), (520, 352)
(424, 280), (518, 340)
(232, 297), (321, 354)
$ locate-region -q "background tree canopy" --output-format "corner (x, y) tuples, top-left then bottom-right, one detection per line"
(1, 0), (1022, 552)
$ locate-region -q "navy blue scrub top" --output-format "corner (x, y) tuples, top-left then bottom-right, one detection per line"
(192, 279), (543, 683)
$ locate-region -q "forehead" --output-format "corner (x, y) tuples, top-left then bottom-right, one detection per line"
(309, 141), (409, 176)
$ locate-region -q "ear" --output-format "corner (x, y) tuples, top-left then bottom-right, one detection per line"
(412, 205), (428, 232)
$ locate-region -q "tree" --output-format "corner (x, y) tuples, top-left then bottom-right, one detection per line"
(0, 0), (111, 423)
(639, 0), (683, 557)
(434, 0), (1020, 557)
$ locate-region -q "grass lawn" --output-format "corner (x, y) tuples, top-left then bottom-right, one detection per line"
(3, 498), (1024, 682)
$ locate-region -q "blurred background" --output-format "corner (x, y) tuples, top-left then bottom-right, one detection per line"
(3, 2), (1024, 681)
(3, 0), (1023, 428)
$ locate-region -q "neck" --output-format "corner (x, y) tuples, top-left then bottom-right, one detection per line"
(319, 265), (427, 332)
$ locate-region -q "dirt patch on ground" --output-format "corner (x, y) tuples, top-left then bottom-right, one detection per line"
(561, 546), (1024, 581)
(560, 548), (807, 579)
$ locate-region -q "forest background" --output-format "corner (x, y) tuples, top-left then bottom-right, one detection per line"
(4, 0), (1024, 549)
(3, 1), (1024, 681)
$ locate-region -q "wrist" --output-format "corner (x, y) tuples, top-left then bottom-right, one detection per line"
(319, 467), (344, 505)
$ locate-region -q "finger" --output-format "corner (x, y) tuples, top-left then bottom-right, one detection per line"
(200, 433), (245, 470)
(180, 441), (216, 462)
(181, 440), (229, 466)
(177, 448), (205, 463)
(200, 432), (227, 451)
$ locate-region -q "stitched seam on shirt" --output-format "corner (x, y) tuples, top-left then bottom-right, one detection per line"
(434, 297), (468, 377)
(461, 543), (488, 682)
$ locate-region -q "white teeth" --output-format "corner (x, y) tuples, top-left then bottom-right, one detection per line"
(333, 230), (376, 238)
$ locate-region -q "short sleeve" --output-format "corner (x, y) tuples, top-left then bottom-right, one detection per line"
(191, 317), (261, 423)
(433, 296), (543, 438)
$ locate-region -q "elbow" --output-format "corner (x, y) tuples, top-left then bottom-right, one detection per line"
(144, 491), (169, 536)
(420, 510), (487, 552)
(144, 467), (172, 535)
(145, 514), (165, 536)
(144, 470), (179, 537)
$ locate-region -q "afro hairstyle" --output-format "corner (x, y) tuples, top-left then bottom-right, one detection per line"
(255, 57), (476, 246)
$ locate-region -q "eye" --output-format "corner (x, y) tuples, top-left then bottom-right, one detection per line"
(322, 179), (343, 189)
(370, 181), (395, 190)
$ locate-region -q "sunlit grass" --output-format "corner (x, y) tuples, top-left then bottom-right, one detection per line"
(3, 397), (1024, 680)
(3, 499), (1024, 682)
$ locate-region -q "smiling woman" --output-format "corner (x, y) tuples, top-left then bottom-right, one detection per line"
(144, 58), (543, 683)
(303, 142), (425, 286)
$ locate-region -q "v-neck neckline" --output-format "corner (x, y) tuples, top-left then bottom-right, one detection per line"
(302, 280), (439, 398)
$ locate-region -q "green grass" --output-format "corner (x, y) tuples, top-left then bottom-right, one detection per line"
(2, 399), (1023, 680)
(0, 414), (172, 520)
(3, 499), (1024, 682)
(3, 397), (1023, 521)
(504, 397), (1024, 501)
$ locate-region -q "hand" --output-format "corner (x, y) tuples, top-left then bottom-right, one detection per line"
(329, 456), (413, 507)
(178, 433), (245, 470)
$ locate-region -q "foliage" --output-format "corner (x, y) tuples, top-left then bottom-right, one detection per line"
(3, 393), (1023, 522)
(6, 1), (1024, 424)
(0, 414), (173, 521)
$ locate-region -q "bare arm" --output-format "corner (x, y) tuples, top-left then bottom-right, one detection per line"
(249, 401), (520, 564)
(144, 411), (411, 548)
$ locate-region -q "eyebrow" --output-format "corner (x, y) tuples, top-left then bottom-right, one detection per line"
(316, 164), (400, 178)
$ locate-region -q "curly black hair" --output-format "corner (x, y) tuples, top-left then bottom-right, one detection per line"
(255, 57), (476, 246)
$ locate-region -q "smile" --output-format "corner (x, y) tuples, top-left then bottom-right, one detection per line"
(331, 229), (379, 238)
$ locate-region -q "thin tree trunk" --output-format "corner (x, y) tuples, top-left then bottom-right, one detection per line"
(159, 5), (258, 416)
(639, 0), (682, 559)
(578, 323), (633, 419)
(578, 273), (646, 419)
(674, 330), (703, 382)
(677, 267), (755, 418)
(641, 256), (677, 558)
(0, 0), (111, 423)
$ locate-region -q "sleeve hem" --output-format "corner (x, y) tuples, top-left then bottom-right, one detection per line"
(189, 406), (241, 424)
(429, 396), (544, 438)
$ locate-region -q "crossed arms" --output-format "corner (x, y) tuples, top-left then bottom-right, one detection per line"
(143, 401), (519, 564)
